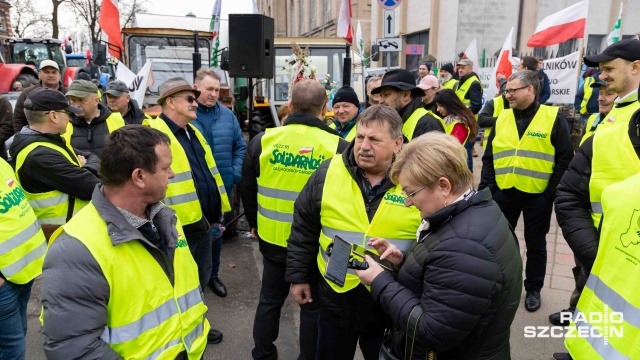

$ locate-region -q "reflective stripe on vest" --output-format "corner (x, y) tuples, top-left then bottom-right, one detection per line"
(14, 142), (89, 225)
(596, 101), (640, 129)
(329, 122), (357, 141)
(257, 125), (341, 247)
(483, 96), (506, 149)
(317, 155), (422, 292)
(589, 123), (640, 229)
(403, 108), (428, 141)
(493, 105), (558, 193)
(62, 112), (126, 145)
(579, 77), (595, 115)
(144, 118), (230, 225)
(580, 113), (601, 146)
(52, 204), (209, 359)
(565, 173), (640, 359)
(0, 159), (47, 284)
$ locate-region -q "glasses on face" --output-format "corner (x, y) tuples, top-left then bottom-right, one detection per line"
(401, 186), (426, 202)
(49, 110), (72, 116)
(170, 95), (197, 104)
(503, 85), (530, 97)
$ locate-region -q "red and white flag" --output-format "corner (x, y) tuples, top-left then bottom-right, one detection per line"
(527, 0), (589, 48)
(337, 0), (353, 43)
(99, 0), (124, 58)
(495, 27), (514, 87)
(462, 38), (479, 74)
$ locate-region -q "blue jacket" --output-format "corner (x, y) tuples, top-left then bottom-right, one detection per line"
(538, 69), (551, 104)
(574, 71), (601, 114)
(193, 101), (247, 197)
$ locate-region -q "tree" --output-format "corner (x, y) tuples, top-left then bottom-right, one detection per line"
(8, 0), (48, 38)
(68, 0), (147, 46)
(51, 0), (67, 39)
(120, 0), (148, 29)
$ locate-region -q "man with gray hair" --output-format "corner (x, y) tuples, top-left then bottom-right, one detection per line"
(104, 80), (149, 125)
(479, 70), (573, 313)
(286, 105), (423, 359)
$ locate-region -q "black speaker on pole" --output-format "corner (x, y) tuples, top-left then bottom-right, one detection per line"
(229, 14), (274, 79)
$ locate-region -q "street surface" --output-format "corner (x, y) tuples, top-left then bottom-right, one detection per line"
(24, 148), (572, 360)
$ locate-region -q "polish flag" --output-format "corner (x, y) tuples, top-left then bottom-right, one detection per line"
(527, 0), (589, 48)
(299, 147), (313, 155)
(495, 27), (514, 87)
(337, 0), (353, 44)
(99, 0), (124, 58)
(6, 178), (14, 187)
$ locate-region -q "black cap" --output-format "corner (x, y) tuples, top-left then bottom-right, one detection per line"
(24, 88), (82, 114)
(583, 39), (640, 67)
(333, 85), (360, 107)
(371, 69), (425, 96)
(590, 79), (607, 88)
(105, 80), (130, 96)
(440, 63), (454, 74)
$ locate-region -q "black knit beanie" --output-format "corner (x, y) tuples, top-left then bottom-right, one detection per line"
(333, 85), (360, 107)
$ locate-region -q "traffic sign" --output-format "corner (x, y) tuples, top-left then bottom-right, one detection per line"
(378, 0), (402, 10)
(406, 44), (423, 55)
(376, 37), (402, 52)
(383, 10), (395, 38)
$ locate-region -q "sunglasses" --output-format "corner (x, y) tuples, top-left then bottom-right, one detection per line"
(170, 95), (197, 104)
(49, 110), (73, 116)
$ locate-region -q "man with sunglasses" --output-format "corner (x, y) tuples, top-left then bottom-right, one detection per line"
(65, 80), (125, 158)
(9, 88), (101, 238)
(479, 70), (573, 313)
(143, 77), (230, 346)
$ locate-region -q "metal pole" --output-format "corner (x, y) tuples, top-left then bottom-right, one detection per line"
(343, 43), (352, 87)
(192, 31), (201, 83)
(248, 77), (253, 134)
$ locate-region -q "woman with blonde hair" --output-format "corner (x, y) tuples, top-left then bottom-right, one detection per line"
(355, 132), (522, 359)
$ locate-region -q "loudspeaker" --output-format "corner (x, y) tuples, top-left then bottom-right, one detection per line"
(93, 44), (107, 66)
(229, 14), (274, 79)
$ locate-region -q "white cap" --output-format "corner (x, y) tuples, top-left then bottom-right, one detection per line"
(38, 60), (59, 71)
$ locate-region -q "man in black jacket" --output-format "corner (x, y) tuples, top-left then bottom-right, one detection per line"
(13, 60), (68, 133)
(66, 80), (125, 157)
(9, 88), (101, 236)
(243, 79), (348, 360)
(104, 80), (149, 125)
(286, 106), (421, 360)
(479, 70), (573, 312)
(372, 69), (442, 140)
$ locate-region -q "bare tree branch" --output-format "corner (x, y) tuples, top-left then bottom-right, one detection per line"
(51, 0), (67, 39)
(119, 0), (148, 29)
(8, 0), (48, 38)
(68, 0), (101, 44)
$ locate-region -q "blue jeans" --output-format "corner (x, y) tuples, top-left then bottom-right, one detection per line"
(0, 280), (33, 360)
(464, 140), (474, 173)
(187, 231), (213, 290)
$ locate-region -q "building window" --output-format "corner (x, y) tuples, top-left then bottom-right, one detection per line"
(310, 0), (316, 29)
(405, 31), (429, 75)
(557, 39), (576, 57)
(0, 13), (6, 32)
(299, 1), (305, 34)
(586, 35), (604, 56)
(382, 52), (399, 68)
(324, 0), (330, 23)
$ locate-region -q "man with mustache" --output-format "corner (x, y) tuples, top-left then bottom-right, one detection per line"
(143, 77), (230, 346)
(286, 105), (422, 359)
(439, 63), (457, 90)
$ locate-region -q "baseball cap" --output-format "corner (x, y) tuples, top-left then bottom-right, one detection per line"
(457, 58), (473, 67)
(65, 80), (99, 98)
(38, 60), (59, 71)
(24, 88), (82, 114)
(590, 79), (607, 88)
(417, 75), (439, 91)
(583, 39), (640, 67)
(105, 80), (130, 96)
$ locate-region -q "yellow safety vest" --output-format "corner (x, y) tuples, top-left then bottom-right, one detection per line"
(442, 78), (456, 90)
(483, 96), (506, 149)
(144, 118), (231, 225)
(580, 113), (601, 146)
(257, 125), (341, 247)
(589, 123), (640, 229)
(14, 142), (90, 225)
(0, 158), (46, 284)
(493, 105), (558, 194)
(50, 204), (209, 359)
(435, 113), (471, 143)
(455, 76), (481, 108)
(329, 122), (357, 141)
(596, 101), (640, 129)
(579, 77), (595, 115)
(317, 155), (423, 293)
(403, 107), (428, 141)
(565, 172), (640, 359)
(62, 112), (125, 145)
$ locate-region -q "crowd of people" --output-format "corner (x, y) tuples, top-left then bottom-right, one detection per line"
(1, 37), (640, 360)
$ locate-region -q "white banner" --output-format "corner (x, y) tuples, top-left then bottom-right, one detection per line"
(115, 61), (153, 106)
(478, 51), (579, 104)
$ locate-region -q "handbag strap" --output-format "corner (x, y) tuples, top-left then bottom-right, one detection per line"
(403, 305), (424, 360)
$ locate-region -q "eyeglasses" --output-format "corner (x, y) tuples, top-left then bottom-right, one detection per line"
(502, 85), (530, 96)
(401, 186), (426, 202)
(49, 110), (72, 116)
(170, 95), (197, 103)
